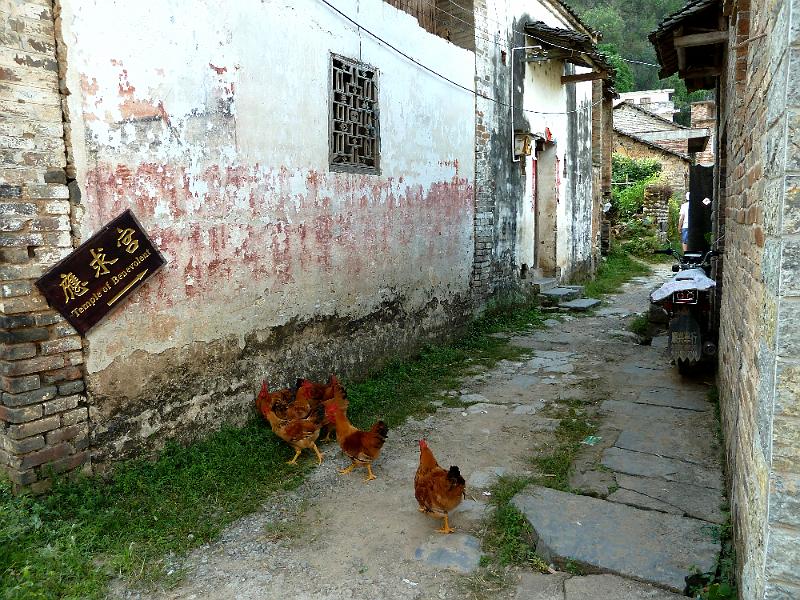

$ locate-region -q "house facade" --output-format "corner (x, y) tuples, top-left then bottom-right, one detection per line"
(1, 0), (609, 490)
(652, 0), (800, 597)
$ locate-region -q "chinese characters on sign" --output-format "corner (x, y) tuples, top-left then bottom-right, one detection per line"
(36, 210), (167, 335)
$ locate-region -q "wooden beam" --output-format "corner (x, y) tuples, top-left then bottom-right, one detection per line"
(561, 71), (607, 84)
(673, 30), (729, 47)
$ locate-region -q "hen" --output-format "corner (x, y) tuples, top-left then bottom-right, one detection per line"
(256, 381), (326, 465)
(414, 439), (466, 534)
(324, 392), (388, 481)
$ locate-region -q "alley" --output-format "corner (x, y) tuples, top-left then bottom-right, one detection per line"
(114, 266), (723, 600)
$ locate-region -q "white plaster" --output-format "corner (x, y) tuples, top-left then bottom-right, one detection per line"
(61, 0), (476, 375)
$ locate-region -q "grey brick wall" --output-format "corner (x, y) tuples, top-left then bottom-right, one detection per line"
(0, 0), (89, 493)
(717, 0), (800, 597)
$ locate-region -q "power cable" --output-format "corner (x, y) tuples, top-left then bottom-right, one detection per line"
(319, 0), (604, 116)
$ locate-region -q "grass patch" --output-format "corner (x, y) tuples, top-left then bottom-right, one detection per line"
(629, 314), (650, 337)
(583, 248), (651, 298)
(530, 407), (597, 492)
(1, 295), (545, 599)
(1, 424), (309, 599)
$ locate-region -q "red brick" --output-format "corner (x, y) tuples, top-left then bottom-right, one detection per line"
(39, 336), (82, 355)
(0, 343), (36, 360)
(42, 394), (80, 415)
(45, 450), (89, 475)
(3, 435), (45, 454)
(6, 467), (38, 486)
(0, 403), (43, 423)
(7, 415), (60, 439)
(19, 442), (70, 469)
(46, 422), (86, 444)
(40, 365), (82, 384)
(2, 354), (64, 377)
(61, 406), (87, 426)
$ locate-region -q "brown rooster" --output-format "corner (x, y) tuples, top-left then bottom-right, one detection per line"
(256, 381), (325, 465)
(325, 399), (388, 482)
(414, 439), (466, 534)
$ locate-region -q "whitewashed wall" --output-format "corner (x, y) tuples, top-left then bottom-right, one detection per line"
(59, 0), (476, 460)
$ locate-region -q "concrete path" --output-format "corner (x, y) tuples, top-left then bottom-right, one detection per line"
(115, 264), (724, 600)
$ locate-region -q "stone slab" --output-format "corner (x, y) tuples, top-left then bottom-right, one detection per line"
(602, 447), (723, 490)
(601, 400), (706, 422)
(596, 307), (631, 317)
(565, 574), (686, 599)
(450, 499), (490, 526)
(559, 298), (601, 311)
(607, 488), (683, 516)
(614, 426), (720, 468)
(614, 474), (725, 524)
(542, 287), (581, 301)
(514, 573), (568, 600)
(512, 486), (720, 592)
(467, 466), (506, 489)
(634, 388), (710, 412)
(413, 533), (482, 574)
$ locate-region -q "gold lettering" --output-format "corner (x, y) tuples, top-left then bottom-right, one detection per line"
(116, 227), (139, 254)
(89, 247), (118, 278)
(59, 272), (89, 304)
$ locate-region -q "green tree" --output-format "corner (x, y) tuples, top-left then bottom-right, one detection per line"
(599, 43), (634, 93)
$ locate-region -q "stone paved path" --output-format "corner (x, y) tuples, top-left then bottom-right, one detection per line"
(116, 264), (723, 600)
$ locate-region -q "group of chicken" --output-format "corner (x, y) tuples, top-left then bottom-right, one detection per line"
(256, 376), (466, 534)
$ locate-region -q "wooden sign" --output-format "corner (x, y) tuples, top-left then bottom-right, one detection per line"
(35, 209), (166, 335)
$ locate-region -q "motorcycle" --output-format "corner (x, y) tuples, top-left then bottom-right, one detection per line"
(649, 248), (718, 375)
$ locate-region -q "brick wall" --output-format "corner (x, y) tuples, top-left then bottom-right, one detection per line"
(470, 0), (495, 297)
(716, 0), (800, 597)
(613, 132), (689, 202)
(691, 100), (716, 165)
(0, 0), (89, 493)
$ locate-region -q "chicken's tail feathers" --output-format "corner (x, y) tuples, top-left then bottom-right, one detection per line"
(447, 465), (466, 487)
(371, 420), (389, 441)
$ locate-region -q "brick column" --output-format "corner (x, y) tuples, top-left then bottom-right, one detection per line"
(1, 0), (89, 493)
(470, 0), (495, 299)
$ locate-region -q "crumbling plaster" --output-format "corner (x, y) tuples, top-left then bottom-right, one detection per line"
(58, 0), (476, 460)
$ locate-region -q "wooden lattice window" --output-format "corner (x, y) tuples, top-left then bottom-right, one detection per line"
(329, 54), (380, 174)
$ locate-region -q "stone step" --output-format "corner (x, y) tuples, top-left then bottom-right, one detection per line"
(530, 277), (559, 293)
(511, 485), (720, 592)
(558, 298), (601, 311)
(540, 287), (582, 304)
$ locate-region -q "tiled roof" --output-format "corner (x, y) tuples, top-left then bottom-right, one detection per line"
(649, 0), (721, 78)
(614, 127), (692, 162)
(524, 20), (615, 75)
(614, 101), (689, 131)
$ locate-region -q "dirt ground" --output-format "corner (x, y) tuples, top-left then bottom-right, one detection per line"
(114, 266), (689, 600)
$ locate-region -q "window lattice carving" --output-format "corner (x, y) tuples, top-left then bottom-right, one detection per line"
(329, 54), (379, 173)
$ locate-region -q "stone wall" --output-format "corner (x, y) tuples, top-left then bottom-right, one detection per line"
(642, 184), (671, 239)
(613, 131), (689, 202)
(0, 0), (90, 493)
(716, 0), (800, 597)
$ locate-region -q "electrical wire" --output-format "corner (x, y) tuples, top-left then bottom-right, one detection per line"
(319, 0), (603, 116)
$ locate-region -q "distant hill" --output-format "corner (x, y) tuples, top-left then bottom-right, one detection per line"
(564, 0), (711, 124)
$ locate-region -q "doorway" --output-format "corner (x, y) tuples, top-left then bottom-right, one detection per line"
(535, 142), (558, 276)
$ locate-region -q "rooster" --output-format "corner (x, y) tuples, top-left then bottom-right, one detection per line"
(324, 396), (388, 482)
(414, 439), (466, 534)
(256, 381), (325, 465)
